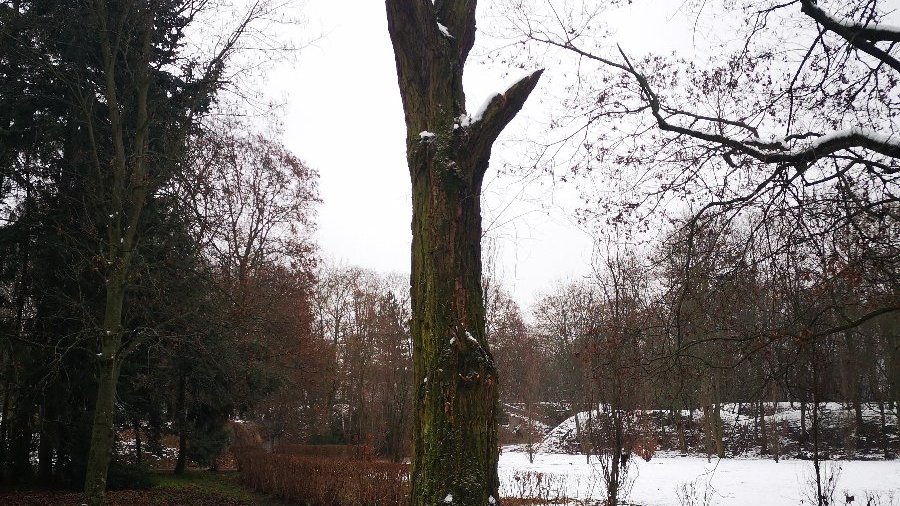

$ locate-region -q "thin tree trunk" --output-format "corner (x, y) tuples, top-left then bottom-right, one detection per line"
(879, 401), (888, 459)
(133, 419), (142, 465)
(675, 409), (687, 454)
(713, 402), (724, 458)
(771, 391), (781, 463)
(38, 397), (55, 484)
(800, 397), (807, 454)
(608, 412), (623, 506)
(385, 2), (541, 504)
(753, 402), (759, 443)
(812, 400), (823, 506)
(174, 374), (188, 475)
(0, 376), (10, 480)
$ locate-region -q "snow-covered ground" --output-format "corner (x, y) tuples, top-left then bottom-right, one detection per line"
(499, 451), (900, 505)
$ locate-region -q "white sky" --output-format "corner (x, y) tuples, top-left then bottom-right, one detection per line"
(265, 0), (703, 311)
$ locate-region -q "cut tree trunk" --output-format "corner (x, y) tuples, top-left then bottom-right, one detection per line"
(385, 2), (542, 504)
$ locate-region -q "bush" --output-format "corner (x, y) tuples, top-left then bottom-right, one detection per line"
(273, 444), (374, 459)
(106, 460), (153, 490)
(233, 448), (408, 505)
(500, 470), (576, 505)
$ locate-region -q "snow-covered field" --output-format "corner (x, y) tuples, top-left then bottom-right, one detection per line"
(499, 451), (900, 505)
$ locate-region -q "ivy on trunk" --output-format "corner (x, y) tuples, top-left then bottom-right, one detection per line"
(384, 1), (542, 504)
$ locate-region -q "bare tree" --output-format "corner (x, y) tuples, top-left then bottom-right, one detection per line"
(500, 0), (898, 336)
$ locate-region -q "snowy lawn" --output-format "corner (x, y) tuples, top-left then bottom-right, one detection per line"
(499, 451), (900, 505)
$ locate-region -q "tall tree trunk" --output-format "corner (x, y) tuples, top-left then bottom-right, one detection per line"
(385, 2), (542, 504)
(82, 2), (153, 502)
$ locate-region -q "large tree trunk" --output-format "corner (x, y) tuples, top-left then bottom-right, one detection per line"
(385, 2), (541, 504)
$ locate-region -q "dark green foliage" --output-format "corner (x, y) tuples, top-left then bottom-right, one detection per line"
(0, 0), (318, 497)
(105, 461), (153, 491)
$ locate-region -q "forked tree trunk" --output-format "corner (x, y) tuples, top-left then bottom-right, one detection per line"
(385, 2), (542, 504)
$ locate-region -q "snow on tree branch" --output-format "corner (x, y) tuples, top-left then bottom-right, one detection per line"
(800, 0), (900, 42)
(800, 0), (900, 73)
(471, 69), (544, 140)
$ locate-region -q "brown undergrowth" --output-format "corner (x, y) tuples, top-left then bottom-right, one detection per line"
(234, 448), (408, 505)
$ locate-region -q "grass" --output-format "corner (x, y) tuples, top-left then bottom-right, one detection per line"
(150, 470), (290, 505)
(0, 470), (290, 506)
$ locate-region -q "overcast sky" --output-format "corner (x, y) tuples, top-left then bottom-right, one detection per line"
(264, 0), (700, 312)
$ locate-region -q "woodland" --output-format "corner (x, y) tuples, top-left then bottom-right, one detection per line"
(0, 0), (897, 505)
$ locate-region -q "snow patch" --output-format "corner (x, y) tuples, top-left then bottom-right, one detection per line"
(444, 492), (453, 503)
(437, 23), (452, 38)
(419, 130), (436, 140)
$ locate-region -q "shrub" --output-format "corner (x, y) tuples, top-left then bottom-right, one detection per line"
(233, 448), (408, 505)
(106, 460), (154, 490)
(500, 470), (574, 505)
(273, 444), (375, 460)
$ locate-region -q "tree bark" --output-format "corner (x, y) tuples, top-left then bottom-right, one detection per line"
(385, 2), (542, 504)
